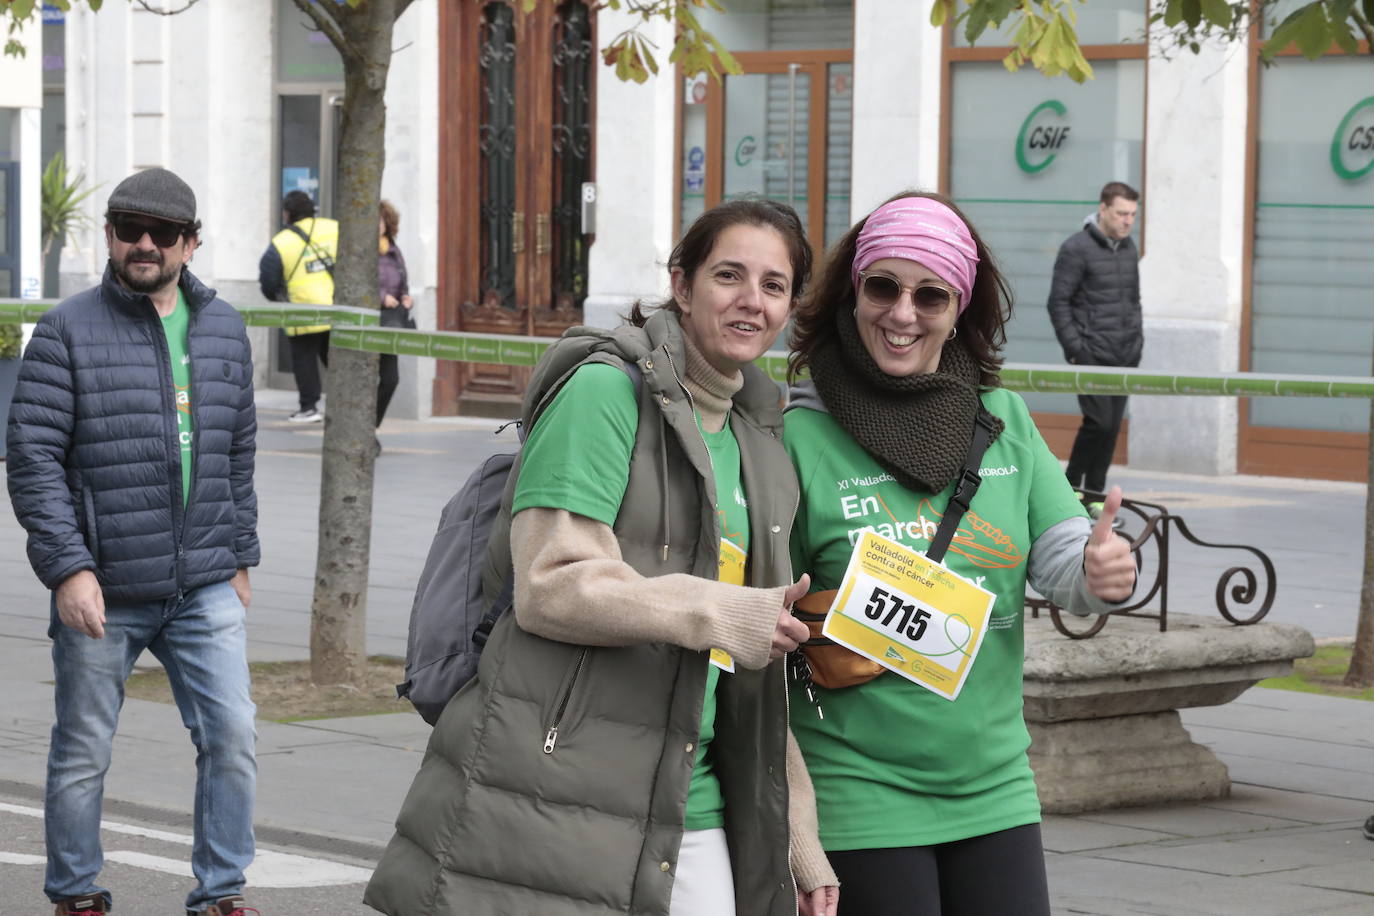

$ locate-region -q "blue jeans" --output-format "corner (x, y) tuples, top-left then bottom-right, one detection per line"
(44, 580), (257, 912)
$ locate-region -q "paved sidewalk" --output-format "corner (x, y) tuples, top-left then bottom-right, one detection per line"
(1, 392), (1371, 913)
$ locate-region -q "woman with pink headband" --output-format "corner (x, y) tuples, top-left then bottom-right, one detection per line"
(782, 191), (1136, 915)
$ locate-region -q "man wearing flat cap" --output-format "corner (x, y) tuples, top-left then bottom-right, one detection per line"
(6, 168), (260, 916)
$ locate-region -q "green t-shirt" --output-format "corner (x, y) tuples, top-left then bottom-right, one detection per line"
(512, 363), (749, 831)
(160, 289), (194, 506)
(784, 387), (1086, 850)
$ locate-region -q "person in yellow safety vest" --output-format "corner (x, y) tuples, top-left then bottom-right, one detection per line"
(258, 190), (338, 423)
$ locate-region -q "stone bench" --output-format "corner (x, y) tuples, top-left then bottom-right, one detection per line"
(1023, 610), (1315, 814)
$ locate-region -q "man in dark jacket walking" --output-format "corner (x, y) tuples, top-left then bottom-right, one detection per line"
(1048, 181), (1143, 499)
(6, 168), (260, 916)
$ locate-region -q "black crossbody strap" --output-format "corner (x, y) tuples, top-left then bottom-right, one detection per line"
(286, 220), (333, 279)
(926, 407), (999, 564)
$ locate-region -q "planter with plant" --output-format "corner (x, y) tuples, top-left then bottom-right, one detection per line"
(41, 152), (100, 298)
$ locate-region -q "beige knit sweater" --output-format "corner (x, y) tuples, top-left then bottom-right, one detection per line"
(510, 332), (837, 894)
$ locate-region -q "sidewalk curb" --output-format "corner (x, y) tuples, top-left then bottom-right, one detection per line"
(0, 777), (386, 867)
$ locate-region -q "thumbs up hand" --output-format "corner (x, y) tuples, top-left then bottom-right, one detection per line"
(1083, 486), (1136, 602)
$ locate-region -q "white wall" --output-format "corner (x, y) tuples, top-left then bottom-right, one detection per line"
(0, 16), (42, 109)
(1131, 25), (1249, 475)
(381, 0), (438, 419)
(582, 6), (678, 329)
(850, 0), (942, 219)
(1, 16), (43, 304)
(60, 0), (275, 289)
(16, 106), (41, 301)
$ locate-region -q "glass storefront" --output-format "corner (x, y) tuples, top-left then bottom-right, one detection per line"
(276, 0), (345, 83)
(678, 0), (853, 251)
(947, 59), (1144, 411)
(1250, 56), (1374, 433)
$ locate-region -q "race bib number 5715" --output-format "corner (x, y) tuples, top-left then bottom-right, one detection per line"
(821, 531), (996, 701)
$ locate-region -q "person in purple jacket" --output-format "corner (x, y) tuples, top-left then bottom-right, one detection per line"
(375, 200), (413, 453)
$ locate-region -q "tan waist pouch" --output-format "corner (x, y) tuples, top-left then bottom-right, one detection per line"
(793, 589), (885, 690)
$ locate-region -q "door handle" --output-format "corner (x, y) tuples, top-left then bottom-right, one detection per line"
(512, 212), (525, 254)
(535, 214), (550, 256)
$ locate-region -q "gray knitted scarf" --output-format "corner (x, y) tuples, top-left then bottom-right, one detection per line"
(808, 308), (1004, 495)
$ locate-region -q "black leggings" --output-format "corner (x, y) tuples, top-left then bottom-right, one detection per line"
(827, 823), (1050, 916)
(287, 330), (330, 411)
(376, 353), (399, 426)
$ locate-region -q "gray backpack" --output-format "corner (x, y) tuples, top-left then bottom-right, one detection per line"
(395, 447), (519, 725)
(397, 356), (641, 725)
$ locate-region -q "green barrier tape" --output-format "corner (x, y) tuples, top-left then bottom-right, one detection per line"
(7, 300), (1374, 399)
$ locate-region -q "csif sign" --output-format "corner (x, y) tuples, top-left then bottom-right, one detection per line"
(1015, 100), (1070, 173)
(1331, 96), (1374, 181)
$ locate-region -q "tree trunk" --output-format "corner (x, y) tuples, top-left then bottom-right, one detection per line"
(1347, 352), (1374, 687)
(308, 1), (398, 686)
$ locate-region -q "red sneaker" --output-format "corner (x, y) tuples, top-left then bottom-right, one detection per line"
(54, 894), (107, 915)
(199, 897), (260, 916)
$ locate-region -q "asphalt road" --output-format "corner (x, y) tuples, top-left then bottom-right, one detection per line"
(0, 790), (378, 915)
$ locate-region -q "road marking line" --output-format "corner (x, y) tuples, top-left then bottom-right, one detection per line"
(0, 852), (47, 865)
(104, 850), (192, 877)
(1, 802), (372, 887)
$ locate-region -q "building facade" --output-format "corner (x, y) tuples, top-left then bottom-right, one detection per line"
(47, 0), (1374, 479)
(0, 15), (43, 305)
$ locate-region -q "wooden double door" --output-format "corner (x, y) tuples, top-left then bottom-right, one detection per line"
(436, 0), (594, 414)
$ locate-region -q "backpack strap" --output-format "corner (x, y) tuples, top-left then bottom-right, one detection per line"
(285, 220), (334, 280)
(472, 359), (645, 649)
(925, 406), (999, 564)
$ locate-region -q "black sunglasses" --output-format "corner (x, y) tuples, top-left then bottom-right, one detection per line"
(111, 215), (188, 248)
(858, 271), (959, 317)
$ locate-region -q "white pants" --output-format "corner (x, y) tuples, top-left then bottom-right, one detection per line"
(668, 827), (737, 916)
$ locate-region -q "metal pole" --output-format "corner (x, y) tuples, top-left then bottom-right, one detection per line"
(787, 63), (800, 205)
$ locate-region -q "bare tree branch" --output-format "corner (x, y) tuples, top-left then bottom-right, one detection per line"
(289, 0), (363, 66)
(132, 0), (206, 14)
(1352, 6), (1374, 48)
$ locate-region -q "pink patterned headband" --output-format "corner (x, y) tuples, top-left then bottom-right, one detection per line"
(852, 197), (980, 314)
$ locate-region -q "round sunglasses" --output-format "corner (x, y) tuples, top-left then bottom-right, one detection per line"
(858, 271), (959, 317)
(110, 215), (190, 248)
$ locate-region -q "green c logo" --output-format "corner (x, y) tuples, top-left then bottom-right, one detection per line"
(1331, 97), (1374, 181)
(1016, 100), (1069, 174)
(734, 135), (757, 167)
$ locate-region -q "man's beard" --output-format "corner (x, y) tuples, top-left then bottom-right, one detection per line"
(112, 253), (179, 293)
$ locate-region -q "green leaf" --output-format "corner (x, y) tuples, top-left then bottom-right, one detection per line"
(1198, 0), (1233, 28)
(1365, 0), (1374, 28)
(1163, 0), (1185, 27)
(89, 0), (104, 11)
(1294, 3), (1332, 57)
(1262, 6), (1307, 58)
(1181, 0), (1202, 27)
(11, 0), (35, 19)
(930, 0), (952, 28)
(965, 1), (992, 43)
(1332, 23), (1358, 52)
(714, 42), (740, 76)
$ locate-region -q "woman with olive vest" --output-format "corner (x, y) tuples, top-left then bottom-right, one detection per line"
(784, 192), (1137, 915)
(257, 190), (337, 423)
(365, 199), (839, 916)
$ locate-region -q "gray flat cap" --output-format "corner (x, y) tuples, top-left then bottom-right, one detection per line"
(106, 167), (197, 224)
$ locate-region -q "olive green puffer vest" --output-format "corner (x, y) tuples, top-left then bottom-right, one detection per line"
(364, 311), (799, 916)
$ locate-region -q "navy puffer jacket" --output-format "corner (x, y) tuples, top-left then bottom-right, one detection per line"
(1046, 219), (1143, 368)
(6, 265), (259, 604)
